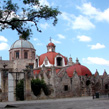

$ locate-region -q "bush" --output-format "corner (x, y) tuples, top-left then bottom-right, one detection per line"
(15, 79), (24, 100)
(31, 79), (51, 96)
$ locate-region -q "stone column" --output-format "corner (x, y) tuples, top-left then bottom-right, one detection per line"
(25, 71), (31, 100)
(1, 71), (8, 101)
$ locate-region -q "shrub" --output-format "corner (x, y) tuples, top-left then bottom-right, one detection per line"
(31, 78), (51, 96)
(15, 79), (24, 100)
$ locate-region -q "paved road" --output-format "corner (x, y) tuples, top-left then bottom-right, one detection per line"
(0, 97), (109, 109)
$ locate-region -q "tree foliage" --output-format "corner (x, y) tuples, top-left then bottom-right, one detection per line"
(15, 79), (24, 101)
(31, 78), (51, 96)
(0, 0), (61, 39)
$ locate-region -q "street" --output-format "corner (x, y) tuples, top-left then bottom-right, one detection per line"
(0, 97), (109, 109)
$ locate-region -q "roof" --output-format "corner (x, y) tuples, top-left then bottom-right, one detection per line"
(66, 64), (92, 77)
(33, 69), (41, 75)
(39, 52), (67, 66)
(10, 39), (34, 49)
(47, 42), (55, 47)
(56, 69), (61, 74)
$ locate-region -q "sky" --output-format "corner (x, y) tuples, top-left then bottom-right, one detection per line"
(0, 0), (109, 75)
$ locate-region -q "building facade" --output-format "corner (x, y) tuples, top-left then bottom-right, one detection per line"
(0, 38), (109, 101)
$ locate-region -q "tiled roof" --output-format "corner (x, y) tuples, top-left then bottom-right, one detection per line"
(39, 52), (67, 66)
(66, 64), (92, 77)
(47, 42), (55, 47)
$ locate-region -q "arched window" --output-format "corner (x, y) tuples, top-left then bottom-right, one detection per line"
(57, 57), (62, 66)
(24, 51), (28, 59)
(16, 51), (19, 59)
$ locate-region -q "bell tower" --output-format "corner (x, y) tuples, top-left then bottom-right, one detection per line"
(47, 38), (56, 52)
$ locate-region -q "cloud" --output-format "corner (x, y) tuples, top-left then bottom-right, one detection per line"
(36, 43), (43, 46)
(52, 39), (61, 44)
(82, 57), (109, 66)
(72, 15), (95, 30)
(39, 0), (50, 6)
(61, 12), (95, 30)
(33, 38), (38, 41)
(0, 36), (8, 42)
(40, 23), (49, 29)
(77, 2), (109, 22)
(77, 35), (92, 42)
(88, 43), (105, 49)
(0, 42), (9, 50)
(61, 12), (75, 22)
(57, 34), (66, 39)
(0, 11), (19, 21)
(32, 0), (50, 10)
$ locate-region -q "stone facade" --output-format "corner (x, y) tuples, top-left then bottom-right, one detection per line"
(0, 38), (109, 101)
(33, 66), (109, 99)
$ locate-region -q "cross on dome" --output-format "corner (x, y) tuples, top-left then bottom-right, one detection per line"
(50, 37), (52, 42)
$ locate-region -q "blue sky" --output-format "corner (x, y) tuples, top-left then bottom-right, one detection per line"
(0, 0), (109, 75)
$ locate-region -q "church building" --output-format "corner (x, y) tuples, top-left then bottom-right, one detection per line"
(0, 37), (109, 101)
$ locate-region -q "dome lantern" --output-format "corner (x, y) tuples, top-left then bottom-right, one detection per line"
(47, 38), (55, 52)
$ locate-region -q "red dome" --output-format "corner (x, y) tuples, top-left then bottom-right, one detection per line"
(47, 42), (55, 47)
(66, 64), (92, 77)
(39, 52), (67, 66)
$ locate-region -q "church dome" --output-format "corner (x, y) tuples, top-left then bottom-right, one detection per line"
(10, 39), (34, 49)
(66, 63), (92, 77)
(39, 52), (67, 66)
(47, 42), (55, 47)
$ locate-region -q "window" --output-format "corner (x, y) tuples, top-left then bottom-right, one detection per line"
(32, 52), (35, 59)
(29, 64), (34, 69)
(105, 84), (108, 89)
(16, 51), (19, 59)
(36, 59), (38, 67)
(86, 80), (90, 86)
(24, 51), (28, 59)
(45, 60), (48, 65)
(57, 57), (62, 66)
(64, 85), (68, 91)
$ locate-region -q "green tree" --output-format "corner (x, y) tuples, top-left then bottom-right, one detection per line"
(0, 0), (61, 39)
(16, 79), (24, 100)
(31, 78), (51, 96)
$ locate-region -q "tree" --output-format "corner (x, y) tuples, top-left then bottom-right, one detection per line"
(31, 78), (51, 96)
(16, 79), (24, 101)
(0, 0), (61, 39)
